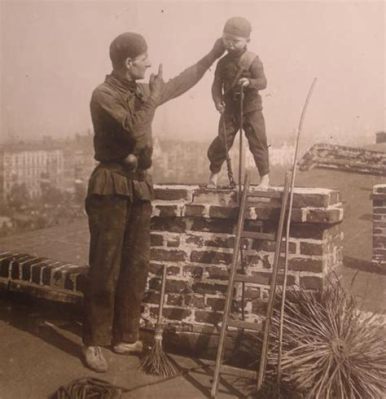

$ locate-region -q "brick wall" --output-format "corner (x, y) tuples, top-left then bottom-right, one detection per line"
(0, 184), (344, 349)
(299, 143), (386, 176)
(372, 184), (386, 270)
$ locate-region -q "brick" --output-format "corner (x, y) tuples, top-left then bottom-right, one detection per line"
(192, 282), (227, 294)
(373, 200), (386, 207)
(148, 277), (161, 290)
(1, 254), (26, 278)
(151, 217), (186, 233)
(184, 205), (206, 217)
(143, 291), (160, 304)
(374, 208), (386, 214)
(42, 262), (63, 285)
(149, 262), (164, 275)
(251, 299), (268, 314)
(150, 233), (164, 247)
(245, 254), (271, 269)
(250, 272), (296, 286)
(206, 297), (225, 311)
(190, 250), (232, 265)
(254, 240), (297, 254)
(167, 236), (180, 247)
(195, 310), (222, 325)
(205, 266), (229, 280)
(305, 208), (343, 224)
(190, 219), (234, 234)
(21, 257), (46, 281)
(248, 205), (280, 221)
(76, 272), (87, 293)
(373, 185), (386, 194)
(165, 279), (189, 293)
(204, 236), (235, 249)
(209, 206), (237, 219)
(163, 307), (191, 321)
(10, 255), (31, 279)
(373, 249), (386, 257)
(166, 266), (181, 276)
(292, 192), (330, 208)
(299, 242), (323, 256)
(300, 276), (323, 290)
(31, 259), (53, 284)
(374, 236), (386, 247)
(192, 189), (237, 206)
(155, 205), (180, 217)
(244, 287), (261, 301)
(151, 248), (186, 262)
(183, 265), (204, 279)
(185, 234), (204, 247)
(289, 225), (326, 240)
(154, 187), (190, 201)
(166, 293), (184, 306)
(185, 294), (205, 308)
(64, 274), (75, 291)
(289, 257), (323, 273)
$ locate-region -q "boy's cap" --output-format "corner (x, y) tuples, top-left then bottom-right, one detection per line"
(223, 17), (252, 38)
(110, 32), (147, 67)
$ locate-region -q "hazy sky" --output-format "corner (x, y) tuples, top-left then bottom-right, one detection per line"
(1, 0), (385, 146)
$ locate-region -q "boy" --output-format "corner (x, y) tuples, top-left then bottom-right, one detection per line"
(207, 16), (270, 188)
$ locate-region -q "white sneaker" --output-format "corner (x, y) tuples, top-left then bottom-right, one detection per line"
(113, 340), (143, 355)
(82, 346), (108, 372)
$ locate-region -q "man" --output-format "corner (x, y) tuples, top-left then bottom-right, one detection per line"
(83, 32), (225, 372)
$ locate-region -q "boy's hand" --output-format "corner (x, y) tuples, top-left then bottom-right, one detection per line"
(211, 38), (226, 58)
(239, 78), (250, 87)
(215, 101), (225, 114)
(149, 64), (164, 100)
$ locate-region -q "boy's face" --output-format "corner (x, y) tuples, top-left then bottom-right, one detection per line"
(222, 33), (249, 53)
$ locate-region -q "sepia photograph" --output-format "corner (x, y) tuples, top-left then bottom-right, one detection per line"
(0, 1), (385, 398)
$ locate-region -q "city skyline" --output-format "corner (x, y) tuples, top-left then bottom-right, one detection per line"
(1, 1), (385, 147)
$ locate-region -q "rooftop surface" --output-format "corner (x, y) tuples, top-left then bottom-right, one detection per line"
(0, 168), (385, 398)
(0, 293), (254, 399)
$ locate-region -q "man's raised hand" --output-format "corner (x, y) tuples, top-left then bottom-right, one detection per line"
(211, 38), (226, 58)
(149, 64), (164, 100)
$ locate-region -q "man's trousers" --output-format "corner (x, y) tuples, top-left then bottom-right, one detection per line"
(207, 109), (269, 177)
(83, 194), (151, 346)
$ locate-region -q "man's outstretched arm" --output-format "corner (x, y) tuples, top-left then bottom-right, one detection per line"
(154, 39), (225, 106)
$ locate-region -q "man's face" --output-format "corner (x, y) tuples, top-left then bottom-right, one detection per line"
(126, 53), (151, 80)
(222, 33), (249, 53)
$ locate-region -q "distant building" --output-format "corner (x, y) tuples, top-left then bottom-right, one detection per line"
(61, 134), (96, 192)
(0, 141), (64, 201)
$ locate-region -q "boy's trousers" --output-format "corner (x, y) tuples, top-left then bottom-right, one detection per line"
(207, 109), (269, 177)
(83, 194), (151, 346)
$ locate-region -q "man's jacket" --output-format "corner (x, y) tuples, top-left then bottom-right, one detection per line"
(88, 52), (218, 201)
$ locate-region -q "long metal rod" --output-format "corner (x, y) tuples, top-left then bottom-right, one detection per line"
(256, 171), (291, 391)
(211, 172), (250, 399)
(277, 78), (318, 394)
(222, 116), (235, 188)
(238, 88), (245, 201)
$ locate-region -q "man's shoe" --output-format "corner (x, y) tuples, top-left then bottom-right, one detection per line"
(113, 340), (143, 355)
(82, 346), (108, 372)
